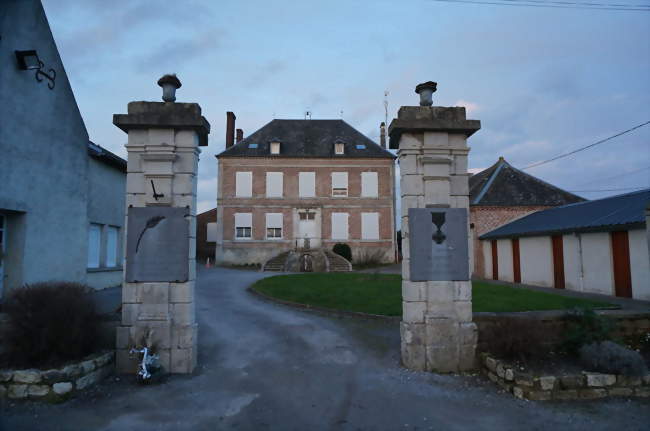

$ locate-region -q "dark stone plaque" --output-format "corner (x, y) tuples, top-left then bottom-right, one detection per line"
(125, 207), (189, 282)
(408, 208), (469, 281)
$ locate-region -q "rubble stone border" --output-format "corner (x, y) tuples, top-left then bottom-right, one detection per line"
(0, 351), (114, 402)
(480, 353), (650, 401)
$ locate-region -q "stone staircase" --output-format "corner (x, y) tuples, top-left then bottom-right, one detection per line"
(262, 251), (290, 271)
(324, 251), (352, 272)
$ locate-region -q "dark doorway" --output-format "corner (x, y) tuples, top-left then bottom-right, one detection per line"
(551, 235), (565, 289)
(491, 240), (498, 281)
(512, 238), (521, 283)
(611, 231), (632, 298)
(300, 254), (313, 272)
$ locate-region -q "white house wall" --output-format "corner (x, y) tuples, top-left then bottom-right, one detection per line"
(496, 239), (513, 282)
(519, 237), (553, 287)
(562, 234), (582, 292)
(580, 232), (614, 296)
(482, 240), (493, 280)
(629, 229), (650, 300)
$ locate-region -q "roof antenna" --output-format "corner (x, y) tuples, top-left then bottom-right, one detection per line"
(383, 90), (389, 127)
(304, 110), (311, 120)
(339, 110), (344, 119)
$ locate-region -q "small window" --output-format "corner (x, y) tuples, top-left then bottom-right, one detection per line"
(299, 212), (307, 220)
(87, 224), (101, 268)
(266, 213), (283, 239)
(335, 143), (344, 154)
(236, 227), (251, 238)
(270, 142), (281, 154)
(106, 226), (119, 267)
(248, 144), (258, 149)
(267, 228), (282, 238)
(356, 144), (366, 150)
(307, 212), (315, 220)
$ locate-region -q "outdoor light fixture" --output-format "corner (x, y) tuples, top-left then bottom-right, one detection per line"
(15, 50), (56, 89)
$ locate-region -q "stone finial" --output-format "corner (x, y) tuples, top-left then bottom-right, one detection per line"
(157, 74), (182, 103)
(415, 81), (437, 107)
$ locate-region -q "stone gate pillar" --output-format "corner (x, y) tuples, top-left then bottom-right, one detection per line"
(389, 82), (480, 372)
(113, 75), (210, 374)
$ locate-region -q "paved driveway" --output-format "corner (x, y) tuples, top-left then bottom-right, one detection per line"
(2, 267), (649, 431)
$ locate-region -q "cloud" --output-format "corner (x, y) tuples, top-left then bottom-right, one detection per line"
(454, 100), (480, 115)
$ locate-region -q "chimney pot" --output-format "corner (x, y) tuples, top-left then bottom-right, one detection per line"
(226, 112), (236, 148)
(157, 74), (182, 103)
(236, 128), (244, 143)
(380, 122), (386, 149)
(415, 81), (437, 107)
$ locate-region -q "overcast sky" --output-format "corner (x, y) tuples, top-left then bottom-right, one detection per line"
(42, 0), (650, 213)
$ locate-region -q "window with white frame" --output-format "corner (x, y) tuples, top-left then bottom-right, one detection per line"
(335, 142), (344, 155)
(331, 172), (348, 197)
(235, 213), (252, 239)
(331, 213), (349, 240)
(270, 142), (281, 154)
(266, 172), (283, 198)
(361, 171), (378, 197)
(266, 213), (283, 239)
(235, 171), (252, 197)
(87, 224), (101, 268)
(361, 212), (379, 240)
(299, 172), (315, 197)
(106, 226), (119, 267)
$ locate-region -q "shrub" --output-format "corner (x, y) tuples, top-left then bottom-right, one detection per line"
(480, 317), (548, 362)
(562, 308), (616, 355)
(3, 282), (100, 368)
(332, 243), (352, 262)
(353, 249), (387, 269)
(579, 341), (648, 376)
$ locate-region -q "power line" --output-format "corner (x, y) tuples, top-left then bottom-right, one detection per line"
(429, 0), (650, 11)
(567, 186), (648, 192)
(522, 120), (650, 170)
(502, 0), (650, 7)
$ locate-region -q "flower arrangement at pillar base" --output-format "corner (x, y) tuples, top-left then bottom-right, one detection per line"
(129, 330), (163, 384)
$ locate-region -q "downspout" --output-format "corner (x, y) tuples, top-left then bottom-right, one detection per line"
(576, 232), (585, 292)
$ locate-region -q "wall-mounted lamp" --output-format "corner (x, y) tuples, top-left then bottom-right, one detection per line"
(15, 50), (56, 90)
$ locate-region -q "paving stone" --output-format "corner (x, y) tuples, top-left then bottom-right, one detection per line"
(13, 369), (41, 384)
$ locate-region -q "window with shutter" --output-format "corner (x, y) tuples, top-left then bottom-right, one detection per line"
(361, 212), (379, 240)
(361, 172), (378, 197)
(331, 172), (348, 197)
(266, 213), (283, 239)
(266, 172), (283, 198)
(299, 172), (315, 197)
(234, 213), (252, 239)
(331, 213), (349, 240)
(235, 172), (252, 197)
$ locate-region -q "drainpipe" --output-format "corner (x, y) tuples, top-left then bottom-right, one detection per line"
(576, 232), (585, 292)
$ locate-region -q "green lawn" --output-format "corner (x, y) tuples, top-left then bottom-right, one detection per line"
(251, 273), (614, 316)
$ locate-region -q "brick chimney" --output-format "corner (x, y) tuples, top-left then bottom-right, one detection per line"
(380, 122), (386, 149)
(226, 112), (236, 148)
(236, 128), (244, 143)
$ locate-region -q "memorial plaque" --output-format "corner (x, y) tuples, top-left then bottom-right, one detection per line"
(125, 207), (189, 282)
(408, 208), (469, 281)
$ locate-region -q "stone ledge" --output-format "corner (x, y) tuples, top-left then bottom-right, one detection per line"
(0, 351), (114, 402)
(479, 353), (650, 401)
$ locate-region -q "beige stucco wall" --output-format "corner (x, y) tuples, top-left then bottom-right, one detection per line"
(482, 240), (493, 279)
(519, 236), (553, 287)
(581, 232), (614, 296)
(496, 239), (513, 282)
(629, 229), (650, 300)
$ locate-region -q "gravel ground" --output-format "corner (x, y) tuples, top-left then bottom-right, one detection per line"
(2, 266), (649, 431)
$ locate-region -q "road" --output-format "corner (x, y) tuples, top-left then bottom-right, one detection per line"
(2, 266), (649, 430)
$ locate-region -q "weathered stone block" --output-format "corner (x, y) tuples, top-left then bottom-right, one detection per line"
(52, 382), (73, 395)
(401, 196), (424, 216)
(116, 349), (139, 374)
(553, 390), (578, 400)
(8, 384), (28, 399)
(422, 160), (450, 178)
(401, 174), (424, 196)
(398, 133), (424, 150)
(134, 322), (171, 349)
(401, 343), (426, 371)
(453, 281), (472, 301)
(617, 375), (641, 386)
(449, 195), (470, 209)
(504, 368), (514, 381)
(458, 345), (476, 371)
(609, 387), (633, 397)
(126, 172), (145, 194)
(449, 175), (469, 196)
(424, 180), (450, 206)
(423, 132), (449, 148)
(28, 385), (50, 397)
(400, 322), (426, 346)
(453, 301), (473, 322)
(424, 317), (457, 345)
(560, 375), (584, 389)
(513, 386), (524, 399)
(426, 281), (454, 303)
(137, 303), (170, 321)
(487, 372), (498, 383)
(122, 283), (138, 303)
(13, 369), (41, 384)
(634, 387), (650, 397)
(172, 302), (196, 325)
(173, 173), (196, 196)
(169, 281), (195, 303)
(137, 283), (170, 304)
(61, 364), (82, 378)
(514, 372), (534, 387)
(121, 303), (140, 326)
(0, 370), (12, 383)
(579, 388), (607, 399)
(172, 324), (198, 349)
(398, 154), (419, 175)
(41, 369), (65, 384)
(402, 281), (427, 302)
(496, 363), (506, 379)
(174, 130), (198, 148)
(402, 258), (410, 281)
(538, 376), (556, 391)
(527, 390), (551, 401)
(452, 154), (468, 175)
(0, 385), (6, 399)
(485, 357), (497, 373)
(173, 149), (199, 174)
(403, 301), (427, 323)
(586, 373), (616, 387)
(426, 346), (459, 373)
(459, 322), (478, 346)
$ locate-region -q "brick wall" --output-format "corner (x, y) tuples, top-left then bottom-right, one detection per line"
(471, 206), (551, 278)
(196, 208), (216, 263)
(216, 157), (396, 264)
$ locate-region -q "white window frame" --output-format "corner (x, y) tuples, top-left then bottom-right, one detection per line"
(234, 213), (252, 240)
(235, 171), (252, 197)
(331, 213), (349, 240)
(266, 172), (283, 198)
(106, 226), (119, 268)
(87, 223), (101, 268)
(299, 172), (316, 198)
(265, 213), (283, 240)
(361, 171), (378, 198)
(361, 212), (380, 240)
(335, 142), (344, 155)
(270, 142), (281, 154)
(331, 172), (348, 197)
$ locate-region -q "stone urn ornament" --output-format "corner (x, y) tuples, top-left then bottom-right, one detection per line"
(415, 81), (437, 107)
(157, 74), (182, 102)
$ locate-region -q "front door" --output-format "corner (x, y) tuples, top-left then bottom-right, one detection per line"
(552, 235), (565, 289)
(611, 231), (632, 298)
(298, 211), (320, 248)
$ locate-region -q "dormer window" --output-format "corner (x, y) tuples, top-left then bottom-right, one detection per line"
(270, 142), (280, 154)
(335, 142), (344, 155)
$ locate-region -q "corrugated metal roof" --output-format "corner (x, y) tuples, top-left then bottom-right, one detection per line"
(217, 119), (395, 159)
(87, 141), (127, 172)
(480, 188), (650, 240)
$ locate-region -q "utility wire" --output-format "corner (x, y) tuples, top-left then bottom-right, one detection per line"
(522, 120), (650, 170)
(567, 186), (649, 192)
(501, 0), (650, 7)
(430, 0), (650, 11)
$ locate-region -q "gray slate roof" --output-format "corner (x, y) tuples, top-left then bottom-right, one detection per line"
(470, 158), (585, 206)
(217, 119), (395, 159)
(480, 188), (650, 240)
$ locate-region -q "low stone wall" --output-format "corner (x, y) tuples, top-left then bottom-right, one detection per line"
(480, 353), (650, 401)
(474, 310), (650, 353)
(0, 351), (114, 402)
